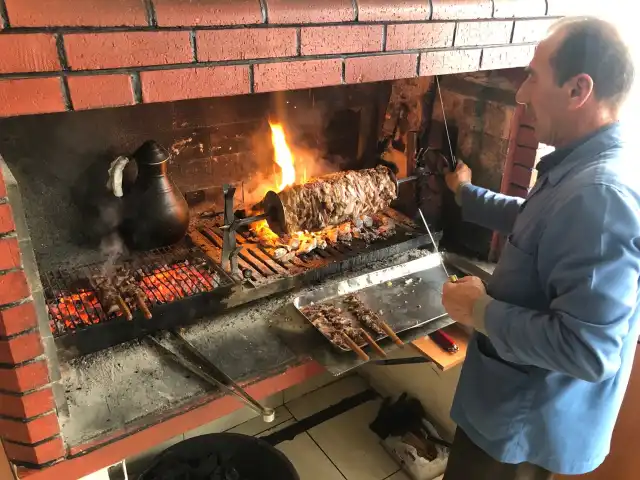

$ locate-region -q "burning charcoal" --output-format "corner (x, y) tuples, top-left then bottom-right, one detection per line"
(362, 215), (374, 228)
(337, 223), (352, 243)
(316, 237), (328, 250)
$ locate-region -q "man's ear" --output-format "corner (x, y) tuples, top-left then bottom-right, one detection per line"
(567, 73), (594, 109)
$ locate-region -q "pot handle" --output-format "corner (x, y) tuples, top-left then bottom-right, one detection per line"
(106, 156), (130, 198)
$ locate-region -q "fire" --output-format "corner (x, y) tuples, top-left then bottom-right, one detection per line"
(269, 122), (296, 191)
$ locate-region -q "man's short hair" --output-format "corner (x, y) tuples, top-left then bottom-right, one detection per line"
(549, 17), (634, 110)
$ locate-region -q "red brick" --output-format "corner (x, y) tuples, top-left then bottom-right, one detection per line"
(0, 205), (15, 235)
(67, 75), (135, 110)
(0, 303), (38, 337)
(0, 271), (29, 306)
(512, 19), (556, 44)
(0, 78), (66, 118)
(0, 413), (59, 445)
(510, 164), (534, 188)
(0, 388), (55, 419)
(0, 333), (44, 365)
(420, 49), (482, 76)
(141, 66), (250, 103)
(253, 59), (342, 93)
(0, 361), (49, 393)
(0, 237), (21, 271)
(0, 34), (60, 75)
(506, 183), (529, 198)
(5, 0), (147, 27)
(481, 45), (535, 70)
(197, 28), (296, 62)
(301, 25), (382, 56)
(3, 436), (65, 466)
(346, 54), (417, 84)
(154, 0), (263, 26)
(516, 126), (539, 148)
(64, 32), (192, 70)
(493, 0), (547, 17)
(431, 0), (493, 20)
(455, 21), (513, 47)
(357, 0), (430, 21)
(386, 23), (455, 51)
(266, 0), (354, 24)
(513, 145), (538, 169)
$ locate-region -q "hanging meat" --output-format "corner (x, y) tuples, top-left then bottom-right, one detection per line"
(264, 166), (397, 234)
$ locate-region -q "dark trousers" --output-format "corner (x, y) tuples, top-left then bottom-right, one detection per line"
(443, 429), (554, 480)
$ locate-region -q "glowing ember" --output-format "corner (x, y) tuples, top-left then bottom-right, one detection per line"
(47, 261), (218, 334)
(269, 122), (296, 191)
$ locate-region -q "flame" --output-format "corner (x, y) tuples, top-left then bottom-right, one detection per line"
(269, 122), (296, 191)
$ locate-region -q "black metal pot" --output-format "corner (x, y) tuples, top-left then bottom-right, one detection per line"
(120, 140), (189, 250)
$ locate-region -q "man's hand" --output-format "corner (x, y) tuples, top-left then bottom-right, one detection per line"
(442, 276), (486, 328)
(444, 161), (472, 194)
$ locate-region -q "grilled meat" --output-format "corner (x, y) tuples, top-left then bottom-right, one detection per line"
(344, 294), (386, 337)
(273, 166), (397, 233)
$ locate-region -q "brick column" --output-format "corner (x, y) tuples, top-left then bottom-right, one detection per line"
(0, 159), (65, 468)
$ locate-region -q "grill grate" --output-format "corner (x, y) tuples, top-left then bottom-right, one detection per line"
(44, 245), (233, 337)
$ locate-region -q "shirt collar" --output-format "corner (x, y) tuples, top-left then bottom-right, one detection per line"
(537, 123), (623, 186)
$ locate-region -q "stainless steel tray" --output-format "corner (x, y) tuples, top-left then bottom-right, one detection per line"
(293, 253), (450, 352)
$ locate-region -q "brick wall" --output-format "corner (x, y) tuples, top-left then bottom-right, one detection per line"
(0, 161), (65, 469)
(0, 0), (584, 118)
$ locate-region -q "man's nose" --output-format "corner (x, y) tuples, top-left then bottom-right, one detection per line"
(515, 83), (527, 105)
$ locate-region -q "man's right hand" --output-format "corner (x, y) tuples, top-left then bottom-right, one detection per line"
(445, 161), (472, 194)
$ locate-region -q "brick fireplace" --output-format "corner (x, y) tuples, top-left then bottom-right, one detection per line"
(0, 0), (599, 476)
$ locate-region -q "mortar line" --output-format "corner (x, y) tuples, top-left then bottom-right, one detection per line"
(144, 0), (157, 27)
(258, 0), (269, 24)
(0, 0), (9, 29)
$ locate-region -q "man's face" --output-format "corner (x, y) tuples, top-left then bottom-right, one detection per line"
(515, 31), (570, 146)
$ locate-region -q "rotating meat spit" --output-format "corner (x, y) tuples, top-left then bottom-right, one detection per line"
(220, 166), (426, 276)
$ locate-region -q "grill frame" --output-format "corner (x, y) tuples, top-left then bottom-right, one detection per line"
(48, 208), (435, 360)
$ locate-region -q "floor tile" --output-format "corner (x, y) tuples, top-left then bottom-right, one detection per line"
(385, 470), (411, 480)
(227, 406), (292, 437)
(306, 399), (399, 480)
(277, 431), (346, 480)
(286, 375), (369, 420)
(283, 370), (341, 403)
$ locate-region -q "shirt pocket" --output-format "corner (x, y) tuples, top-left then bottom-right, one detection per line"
(488, 236), (544, 309)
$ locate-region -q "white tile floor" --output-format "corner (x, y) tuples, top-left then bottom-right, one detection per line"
(228, 375), (408, 480)
(126, 374), (415, 480)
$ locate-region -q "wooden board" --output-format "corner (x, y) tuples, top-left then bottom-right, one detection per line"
(410, 324), (470, 371)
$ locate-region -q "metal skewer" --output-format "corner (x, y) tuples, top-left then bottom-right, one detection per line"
(418, 208), (458, 283)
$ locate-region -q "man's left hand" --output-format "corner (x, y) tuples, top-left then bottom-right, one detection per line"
(442, 276), (487, 327)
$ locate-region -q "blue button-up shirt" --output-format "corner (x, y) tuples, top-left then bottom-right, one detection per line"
(451, 123), (640, 474)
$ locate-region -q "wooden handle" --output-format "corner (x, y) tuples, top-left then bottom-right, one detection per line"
(136, 292), (152, 320)
(380, 321), (403, 346)
(341, 332), (370, 362)
(360, 329), (387, 358)
(116, 296), (133, 321)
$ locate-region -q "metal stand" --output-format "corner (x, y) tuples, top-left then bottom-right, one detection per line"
(220, 184), (267, 277)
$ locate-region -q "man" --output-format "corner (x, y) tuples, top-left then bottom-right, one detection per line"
(441, 17), (639, 480)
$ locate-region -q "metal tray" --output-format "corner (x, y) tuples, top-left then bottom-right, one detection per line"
(293, 253), (451, 352)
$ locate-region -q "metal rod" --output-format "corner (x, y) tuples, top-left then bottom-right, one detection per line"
(418, 208), (452, 279)
(169, 330), (276, 422)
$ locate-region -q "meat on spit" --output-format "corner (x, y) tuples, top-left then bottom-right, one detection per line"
(264, 166), (397, 234)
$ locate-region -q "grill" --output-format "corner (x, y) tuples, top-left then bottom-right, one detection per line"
(46, 208), (432, 360)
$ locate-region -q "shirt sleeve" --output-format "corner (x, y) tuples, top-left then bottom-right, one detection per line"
(484, 184), (640, 382)
(459, 183), (524, 234)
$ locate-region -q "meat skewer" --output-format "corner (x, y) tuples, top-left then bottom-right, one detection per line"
(264, 166), (397, 235)
(115, 295), (133, 321)
(344, 294), (387, 337)
(359, 329), (387, 358)
(341, 332), (370, 361)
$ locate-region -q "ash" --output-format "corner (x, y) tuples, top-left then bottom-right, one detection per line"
(59, 247), (431, 448)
